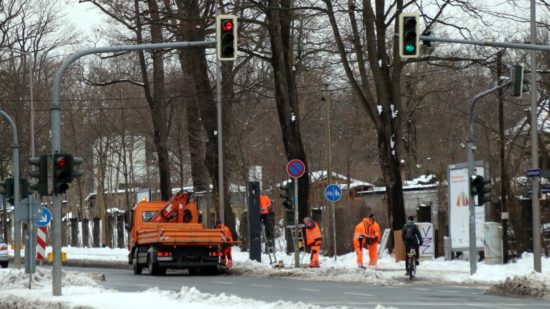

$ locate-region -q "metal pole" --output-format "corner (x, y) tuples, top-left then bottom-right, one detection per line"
(293, 179), (299, 267)
(50, 40), (216, 296)
(419, 35), (550, 52)
(467, 82), (510, 275)
(325, 87), (337, 260)
(0, 110), (20, 269)
(216, 47), (224, 225)
(27, 51), (36, 287)
(530, 0), (542, 273)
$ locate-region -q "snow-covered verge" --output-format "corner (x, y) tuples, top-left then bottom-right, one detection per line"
(487, 272), (550, 299)
(0, 268), (393, 309)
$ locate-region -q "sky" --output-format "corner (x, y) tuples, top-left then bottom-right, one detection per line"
(63, 1), (104, 38)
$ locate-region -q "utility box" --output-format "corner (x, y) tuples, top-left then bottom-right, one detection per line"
(483, 222), (503, 264)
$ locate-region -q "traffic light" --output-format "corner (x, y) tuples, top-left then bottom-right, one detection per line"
(471, 175), (491, 206)
(71, 156), (84, 181)
(53, 153), (71, 194)
(399, 13), (420, 58)
(216, 15), (238, 61)
(0, 178), (14, 204)
(479, 177), (491, 205)
(280, 183), (293, 210)
(512, 64), (529, 97)
(29, 154), (48, 196)
(20, 179), (30, 198)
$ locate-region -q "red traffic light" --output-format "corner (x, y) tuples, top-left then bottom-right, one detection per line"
(223, 20), (233, 31)
(56, 157), (67, 168)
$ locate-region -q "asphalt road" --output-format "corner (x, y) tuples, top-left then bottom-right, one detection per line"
(66, 266), (550, 309)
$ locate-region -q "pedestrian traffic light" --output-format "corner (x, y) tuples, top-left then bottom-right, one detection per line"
(280, 183), (293, 210)
(20, 178), (30, 198)
(216, 15), (238, 61)
(399, 12), (420, 59)
(53, 153), (71, 194)
(512, 64), (529, 97)
(29, 154), (48, 196)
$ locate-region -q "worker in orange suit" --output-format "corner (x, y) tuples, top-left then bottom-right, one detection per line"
(353, 218), (369, 269)
(216, 221), (233, 268)
(303, 217), (322, 268)
(365, 214), (381, 266)
(259, 193), (273, 241)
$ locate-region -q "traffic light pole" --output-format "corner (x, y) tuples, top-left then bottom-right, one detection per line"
(467, 82), (510, 275)
(0, 109), (20, 269)
(50, 41), (215, 296)
(293, 178), (299, 268)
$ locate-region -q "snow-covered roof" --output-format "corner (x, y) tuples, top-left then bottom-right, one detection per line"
(506, 98), (550, 136)
(357, 174), (438, 195)
(278, 170), (373, 189)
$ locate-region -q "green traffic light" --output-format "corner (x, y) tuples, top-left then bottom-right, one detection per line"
(405, 44), (415, 53)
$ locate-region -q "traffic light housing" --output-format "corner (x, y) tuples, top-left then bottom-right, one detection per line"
(280, 183), (293, 210)
(471, 175), (491, 206)
(512, 64), (529, 97)
(53, 153), (71, 194)
(216, 15), (238, 61)
(29, 154), (48, 196)
(0, 178), (13, 204)
(399, 13), (420, 58)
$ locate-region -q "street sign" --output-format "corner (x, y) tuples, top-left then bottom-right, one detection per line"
(541, 186), (550, 194)
(324, 184), (342, 202)
(527, 168), (541, 177)
(15, 198), (42, 221)
(286, 159), (306, 179)
(36, 207), (52, 227)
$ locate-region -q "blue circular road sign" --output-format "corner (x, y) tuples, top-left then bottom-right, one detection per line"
(325, 184), (342, 202)
(36, 207), (52, 227)
(286, 159), (306, 179)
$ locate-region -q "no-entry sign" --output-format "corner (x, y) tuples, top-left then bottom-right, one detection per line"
(286, 159), (306, 179)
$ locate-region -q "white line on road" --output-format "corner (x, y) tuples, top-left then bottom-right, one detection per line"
(439, 290), (460, 293)
(250, 284), (273, 288)
(412, 287), (430, 291)
(343, 292), (373, 297)
(211, 281), (233, 285)
(299, 288), (321, 292)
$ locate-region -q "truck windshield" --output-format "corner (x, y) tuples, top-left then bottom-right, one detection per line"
(142, 211), (158, 222)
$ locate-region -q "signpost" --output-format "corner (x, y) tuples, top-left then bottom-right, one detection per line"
(36, 207), (51, 263)
(324, 184), (341, 260)
(287, 159), (305, 267)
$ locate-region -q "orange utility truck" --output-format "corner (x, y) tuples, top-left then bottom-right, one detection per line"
(128, 191), (232, 275)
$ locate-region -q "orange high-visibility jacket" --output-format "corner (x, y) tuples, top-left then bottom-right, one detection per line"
(305, 221), (322, 245)
(353, 221), (367, 240)
(218, 224), (233, 242)
(260, 195), (272, 215)
(367, 220), (381, 243)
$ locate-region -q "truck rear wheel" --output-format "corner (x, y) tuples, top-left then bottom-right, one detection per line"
(133, 253), (142, 275)
(148, 255), (162, 276)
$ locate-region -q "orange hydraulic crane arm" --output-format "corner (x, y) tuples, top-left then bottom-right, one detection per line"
(149, 191), (198, 224)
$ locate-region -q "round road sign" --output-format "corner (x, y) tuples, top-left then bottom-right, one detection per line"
(286, 159), (306, 179)
(36, 207), (52, 227)
(324, 184), (342, 202)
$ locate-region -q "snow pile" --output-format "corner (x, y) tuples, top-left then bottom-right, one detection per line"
(487, 272), (550, 299)
(0, 268), (394, 309)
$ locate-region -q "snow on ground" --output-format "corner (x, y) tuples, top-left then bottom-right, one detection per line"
(0, 268), (393, 309)
(2, 245), (550, 308)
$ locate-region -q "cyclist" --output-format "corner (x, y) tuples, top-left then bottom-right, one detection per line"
(402, 216), (423, 275)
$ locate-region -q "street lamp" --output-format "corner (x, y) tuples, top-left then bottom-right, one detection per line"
(0, 48), (35, 270)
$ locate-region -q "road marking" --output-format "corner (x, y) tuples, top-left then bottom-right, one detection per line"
(439, 290), (460, 293)
(250, 283), (272, 288)
(211, 281), (233, 285)
(412, 287), (430, 291)
(299, 288), (320, 292)
(343, 292), (373, 297)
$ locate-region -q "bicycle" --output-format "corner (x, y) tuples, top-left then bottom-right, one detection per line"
(406, 248), (416, 280)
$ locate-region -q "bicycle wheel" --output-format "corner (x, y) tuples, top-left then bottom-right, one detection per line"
(409, 257), (415, 280)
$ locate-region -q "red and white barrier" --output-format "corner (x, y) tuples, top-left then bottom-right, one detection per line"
(37, 226), (47, 260)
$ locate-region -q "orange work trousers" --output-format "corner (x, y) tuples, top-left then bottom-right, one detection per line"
(353, 238), (364, 266)
(222, 247), (233, 268)
(309, 241), (321, 267)
(367, 242), (378, 266)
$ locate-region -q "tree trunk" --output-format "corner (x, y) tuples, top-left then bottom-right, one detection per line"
(266, 0), (310, 220)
